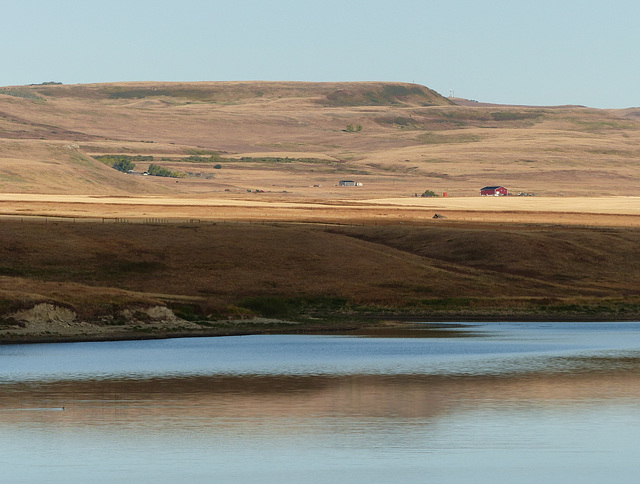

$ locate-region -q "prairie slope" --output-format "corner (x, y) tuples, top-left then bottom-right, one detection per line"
(0, 81), (639, 197)
(0, 141), (167, 195)
(0, 220), (539, 307)
(332, 225), (640, 296)
(2, 220), (640, 326)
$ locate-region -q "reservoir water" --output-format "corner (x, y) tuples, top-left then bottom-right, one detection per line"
(2, 322), (640, 483)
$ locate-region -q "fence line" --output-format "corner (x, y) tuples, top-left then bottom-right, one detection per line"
(5, 215), (386, 229)
(3, 213), (615, 229)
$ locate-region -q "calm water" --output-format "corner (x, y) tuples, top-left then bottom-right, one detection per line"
(2, 322), (640, 483)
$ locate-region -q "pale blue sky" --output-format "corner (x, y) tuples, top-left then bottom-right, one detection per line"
(1, 0), (638, 108)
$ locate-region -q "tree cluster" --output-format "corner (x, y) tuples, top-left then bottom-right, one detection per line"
(420, 189), (439, 197)
(94, 154), (153, 173)
(147, 164), (185, 178)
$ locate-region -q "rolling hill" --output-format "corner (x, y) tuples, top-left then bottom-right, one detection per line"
(1, 81), (639, 197)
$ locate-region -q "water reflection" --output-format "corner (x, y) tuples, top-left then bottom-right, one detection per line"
(2, 323), (640, 483)
(333, 322), (480, 338)
(2, 366), (640, 427)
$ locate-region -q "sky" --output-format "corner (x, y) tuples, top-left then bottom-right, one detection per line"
(1, 0), (639, 109)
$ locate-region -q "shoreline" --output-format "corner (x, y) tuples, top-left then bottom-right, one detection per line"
(2, 311), (639, 345)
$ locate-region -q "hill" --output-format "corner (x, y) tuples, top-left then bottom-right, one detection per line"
(2, 219), (640, 343)
(1, 81), (639, 197)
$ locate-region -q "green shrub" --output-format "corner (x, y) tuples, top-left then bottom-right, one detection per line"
(94, 154), (160, 172)
(95, 154), (153, 172)
(148, 164), (175, 177)
(421, 189), (438, 197)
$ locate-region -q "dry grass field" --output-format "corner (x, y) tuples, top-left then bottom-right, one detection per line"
(1, 80), (640, 199)
(2, 81), (640, 341)
(1, 194), (640, 227)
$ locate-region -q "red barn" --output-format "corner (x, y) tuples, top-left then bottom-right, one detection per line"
(480, 186), (508, 196)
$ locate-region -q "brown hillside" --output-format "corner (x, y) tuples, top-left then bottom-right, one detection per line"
(1, 81), (639, 197)
(2, 220), (640, 333)
(0, 141), (168, 194)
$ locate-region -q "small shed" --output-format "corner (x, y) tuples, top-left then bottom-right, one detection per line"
(480, 186), (508, 196)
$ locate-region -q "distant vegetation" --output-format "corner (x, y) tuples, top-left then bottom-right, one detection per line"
(147, 164), (186, 178)
(184, 149), (219, 156)
(568, 118), (634, 131)
(417, 132), (482, 144)
(345, 124), (363, 132)
(94, 153), (332, 179)
(103, 86), (264, 103)
(490, 111), (544, 121)
(322, 84), (449, 107)
(374, 109), (545, 130)
(421, 190), (439, 197)
(94, 155), (186, 177)
(0, 89), (45, 101)
(104, 88), (212, 101)
(182, 155), (214, 163)
(375, 116), (418, 127)
(238, 156), (324, 163)
(175, 154), (333, 165)
(94, 155), (153, 172)
(112, 159), (136, 173)
(102, 86), (268, 103)
(428, 109), (547, 127)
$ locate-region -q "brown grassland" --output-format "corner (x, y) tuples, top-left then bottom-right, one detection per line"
(1, 81), (640, 342)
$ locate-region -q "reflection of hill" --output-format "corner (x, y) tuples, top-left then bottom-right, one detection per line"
(2, 367), (640, 428)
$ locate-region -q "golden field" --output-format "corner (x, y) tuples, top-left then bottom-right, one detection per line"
(1, 81), (640, 341)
